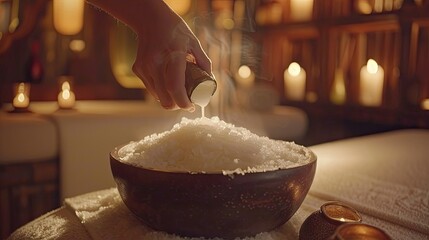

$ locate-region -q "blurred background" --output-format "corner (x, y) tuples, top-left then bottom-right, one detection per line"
(1, 0), (429, 238)
(2, 0), (429, 140)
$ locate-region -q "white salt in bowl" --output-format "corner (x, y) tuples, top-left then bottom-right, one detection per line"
(110, 117), (317, 239)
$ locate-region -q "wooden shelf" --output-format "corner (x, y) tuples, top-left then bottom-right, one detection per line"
(250, 1), (429, 130)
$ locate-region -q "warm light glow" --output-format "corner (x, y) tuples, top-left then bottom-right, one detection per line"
(284, 62), (306, 101)
(62, 89), (71, 99)
(238, 65), (251, 79)
(287, 62), (302, 76)
(360, 59), (384, 106)
(58, 78), (76, 109)
(235, 65), (255, 88)
(164, 0), (191, 16)
(109, 23), (144, 89)
(367, 59), (379, 74)
(290, 0), (314, 21)
(355, 1), (372, 14)
(330, 69), (346, 105)
(422, 99), (429, 110)
(62, 81), (71, 91)
(13, 83), (30, 109)
(53, 0), (85, 35)
(69, 39), (86, 52)
(374, 0), (383, 12)
(222, 18), (235, 30)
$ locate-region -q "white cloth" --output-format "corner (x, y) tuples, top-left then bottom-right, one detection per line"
(61, 188), (303, 240)
(9, 188), (428, 240)
(309, 129), (429, 238)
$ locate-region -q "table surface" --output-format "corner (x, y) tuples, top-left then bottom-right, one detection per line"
(7, 129), (429, 240)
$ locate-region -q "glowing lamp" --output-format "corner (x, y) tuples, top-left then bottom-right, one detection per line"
(290, 0), (314, 21)
(53, 0), (85, 35)
(421, 98), (429, 110)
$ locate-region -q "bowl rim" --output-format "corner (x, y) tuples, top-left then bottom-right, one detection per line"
(110, 143), (317, 175)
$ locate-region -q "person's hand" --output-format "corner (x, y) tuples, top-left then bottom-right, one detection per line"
(87, 1), (212, 111)
(132, 2), (212, 111)
(87, 0), (212, 111)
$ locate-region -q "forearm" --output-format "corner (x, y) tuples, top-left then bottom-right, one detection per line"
(86, 0), (177, 35)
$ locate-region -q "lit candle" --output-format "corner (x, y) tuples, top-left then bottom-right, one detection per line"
(284, 62), (306, 101)
(235, 65), (255, 88)
(12, 83), (30, 109)
(58, 80), (76, 109)
(290, 0), (314, 21)
(359, 59), (384, 106)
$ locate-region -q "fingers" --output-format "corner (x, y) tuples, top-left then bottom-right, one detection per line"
(164, 51), (194, 111)
(190, 39), (213, 76)
(133, 45), (177, 109)
(132, 50), (159, 101)
(132, 21), (211, 112)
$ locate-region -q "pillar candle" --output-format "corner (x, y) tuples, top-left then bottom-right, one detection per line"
(12, 83), (30, 109)
(58, 80), (76, 109)
(359, 59), (384, 107)
(284, 62), (306, 101)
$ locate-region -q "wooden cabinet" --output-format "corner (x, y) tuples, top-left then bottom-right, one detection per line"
(0, 160), (60, 239)
(193, 0), (428, 131)
(248, 0), (429, 128)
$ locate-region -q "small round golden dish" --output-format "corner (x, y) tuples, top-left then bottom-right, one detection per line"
(330, 223), (391, 240)
(299, 201), (362, 240)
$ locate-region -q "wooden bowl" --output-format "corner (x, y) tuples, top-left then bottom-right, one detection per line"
(110, 145), (317, 239)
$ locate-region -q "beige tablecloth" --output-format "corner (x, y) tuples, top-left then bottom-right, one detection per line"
(8, 129), (429, 239)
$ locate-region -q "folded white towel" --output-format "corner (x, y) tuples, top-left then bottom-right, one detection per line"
(10, 187), (425, 240)
(7, 206), (92, 240)
(310, 171), (429, 235)
(63, 188), (303, 240)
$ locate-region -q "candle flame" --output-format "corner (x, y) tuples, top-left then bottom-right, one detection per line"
(62, 81), (71, 91)
(17, 93), (26, 102)
(367, 59), (379, 74)
(287, 62), (301, 76)
(238, 65), (251, 79)
(62, 89), (71, 100)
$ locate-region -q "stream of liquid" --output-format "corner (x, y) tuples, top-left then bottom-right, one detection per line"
(191, 81), (215, 119)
